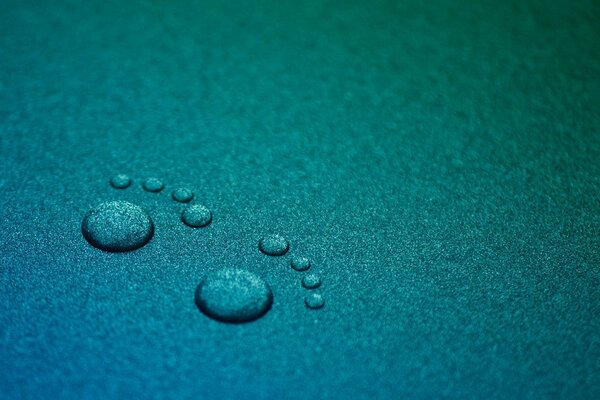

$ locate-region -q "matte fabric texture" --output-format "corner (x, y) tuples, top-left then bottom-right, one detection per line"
(1, 0), (599, 399)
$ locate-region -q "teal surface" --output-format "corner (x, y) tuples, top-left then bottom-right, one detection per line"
(1, 0), (599, 399)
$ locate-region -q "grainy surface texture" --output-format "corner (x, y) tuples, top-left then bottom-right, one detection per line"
(0, 0), (599, 399)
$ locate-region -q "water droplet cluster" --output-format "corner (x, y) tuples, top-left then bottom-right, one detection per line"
(80, 174), (325, 324)
(258, 236), (325, 310)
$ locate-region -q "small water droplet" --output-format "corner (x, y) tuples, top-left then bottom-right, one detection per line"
(291, 256), (311, 271)
(258, 235), (289, 256)
(172, 188), (194, 203)
(143, 178), (164, 193)
(302, 274), (321, 289)
(82, 201), (154, 252)
(305, 293), (325, 309)
(182, 205), (212, 228)
(110, 174), (131, 189)
(195, 269), (273, 323)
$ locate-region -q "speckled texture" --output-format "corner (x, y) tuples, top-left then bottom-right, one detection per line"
(172, 188), (194, 203)
(195, 269), (273, 323)
(82, 201), (154, 252)
(291, 256), (311, 272)
(302, 274), (321, 290)
(305, 293), (325, 310)
(143, 178), (165, 193)
(0, 0), (599, 399)
(181, 204), (212, 228)
(258, 234), (290, 256)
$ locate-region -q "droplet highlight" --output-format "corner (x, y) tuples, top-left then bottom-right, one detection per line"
(258, 235), (289, 256)
(195, 269), (273, 323)
(291, 256), (311, 271)
(305, 293), (325, 309)
(81, 201), (154, 252)
(302, 274), (321, 289)
(143, 178), (164, 193)
(182, 205), (212, 228)
(110, 174), (131, 189)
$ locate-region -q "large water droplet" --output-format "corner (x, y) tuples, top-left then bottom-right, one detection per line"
(172, 188), (194, 203)
(110, 174), (131, 189)
(195, 269), (273, 323)
(143, 178), (164, 193)
(302, 274), (321, 289)
(182, 205), (212, 228)
(82, 201), (154, 252)
(305, 293), (325, 310)
(291, 256), (311, 271)
(258, 235), (289, 256)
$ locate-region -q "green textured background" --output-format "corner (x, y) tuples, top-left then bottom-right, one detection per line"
(1, 0), (599, 399)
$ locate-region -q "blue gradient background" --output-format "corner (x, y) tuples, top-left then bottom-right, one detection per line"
(0, 0), (599, 399)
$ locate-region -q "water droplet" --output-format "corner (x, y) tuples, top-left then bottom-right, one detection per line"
(182, 205), (212, 228)
(82, 201), (154, 252)
(258, 235), (289, 256)
(195, 269), (273, 323)
(305, 293), (325, 309)
(110, 174), (131, 189)
(143, 178), (164, 193)
(302, 274), (321, 289)
(172, 188), (194, 203)
(291, 256), (311, 271)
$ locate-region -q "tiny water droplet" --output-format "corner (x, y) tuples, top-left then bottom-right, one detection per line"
(172, 188), (194, 203)
(195, 269), (273, 323)
(110, 174), (131, 189)
(143, 178), (164, 193)
(81, 201), (154, 252)
(302, 274), (321, 289)
(258, 235), (289, 256)
(182, 205), (212, 228)
(305, 293), (325, 309)
(291, 256), (311, 271)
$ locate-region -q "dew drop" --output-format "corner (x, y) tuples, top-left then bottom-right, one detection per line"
(302, 274), (321, 289)
(110, 174), (131, 189)
(143, 178), (164, 193)
(195, 269), (273, 323)
(81, 201), (154, 252)
(291, 256), (311, 271)
(305, 293), (325, 310)
(258, 235), (289, 256)
(172, 188), (194, 203)
(182, 205), (212, 228)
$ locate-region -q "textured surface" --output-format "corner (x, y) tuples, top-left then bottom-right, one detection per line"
(82, 201), (154, 252)
(195, 268), (273, 323)
(0, 0), (599, 399)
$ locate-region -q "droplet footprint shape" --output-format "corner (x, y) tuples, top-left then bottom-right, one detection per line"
(86, 174), (322, 320)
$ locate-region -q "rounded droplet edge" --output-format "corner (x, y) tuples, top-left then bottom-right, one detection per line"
(258, 236), (290, 256)
(81, 209), (155, 252)
(181, 206), (213, 228)
(304, 293), (325, 310)
(194, 278), (274, 323)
